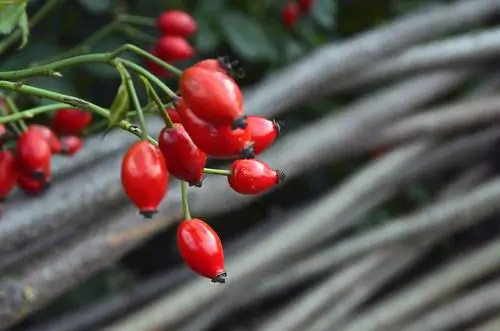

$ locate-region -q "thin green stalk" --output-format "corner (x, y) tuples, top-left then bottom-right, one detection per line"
(119, 66), (148, 140)
(181, 181), (192, 220)
(203, 168), (231, 176)
(0, 0), (65, 54)
(117, 14), (156, 27)
(147, 83), (173, 128)
(122, 24), (157, 44)
(113, 44), (182, 76)
(0, 103), (66, 124)
(119, 59), (178, 99)
(4, 97), (27, 131)
(0, 102), (21, 136)
(0, 80), (158, 145)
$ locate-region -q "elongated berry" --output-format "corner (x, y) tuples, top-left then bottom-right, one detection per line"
(179, 66), (246, 129)
(0, 150), (18, 201)
(165, 108), (182, 123)
(29, 124), (62, 154)
(60, 135), (84, 156)
(282, 2), (301, 28)
(155, 36), (194, 62)
(52, 108), (92, 135)
(177, 218), (226, 283)
(228, 159), (285, 195)
(145, 48), (173, 78)
(18, 172), (51, 195)
(193, 57), (245, 79)
(176, 100), (254, 159)
(158, 124), (207, 187)
(16, 128), (51, 181)
(156, 10), (197, 37)
(247, 116), (280, 155)
(121, 140), (168, 218)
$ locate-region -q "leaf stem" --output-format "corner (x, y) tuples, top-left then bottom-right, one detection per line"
(122, 24), (157, 44)
(117, 14), (156, 27)
(119, 65), (148, 139)
(181, 181), (192, 220)
(203, 168), (231, 176)
(0, 103), (72, 123)
(4, 96), (27, 131)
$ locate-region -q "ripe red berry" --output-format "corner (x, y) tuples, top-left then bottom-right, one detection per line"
(60, 135), (84, 156)
(156, 10), (197, 37)
(145, 48), (173, 78)
(155, 36), (195, 62)
(246, 116), (280, 155)
(298, 0), (313, 12)
(282, 2), (301, 28)
(165, 108), (181, 123)
(121, 140), (168, 218)
(18, 172), (51, 195)
(228, 159), (285, 195)
(0, 124), (12, 147)
(179, 66), (246, 129)
(0, 150), (18, 201)
(52, 108), (92, 135)
(192, 57), (244, 79)
(177, 100), (254, 159)
(16, 128), (51, 181)
(158, 124), (207, 187)
(29, 124), (62, 154)
(177, 218), (226, 283)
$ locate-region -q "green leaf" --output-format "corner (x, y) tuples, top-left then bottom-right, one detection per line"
(218, 11), (277, 62)
(107, 63), (130, 130)
(16, 9), (28, 49)
(0, 3), (26, 35)
(311, 0), (336, 30)
(193, 12), (219, 54)
(78, 0), (114, 13)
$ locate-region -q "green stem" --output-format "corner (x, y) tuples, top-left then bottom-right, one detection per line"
(4, 97), (27, 131)
(122, 24), (157, 44)
(119, 65), (148, 140)
(146, 82), (173, 128)
(0, 0), (65, 54)
(113, 44), (182, 76)
(181, 181), (192, 220)
(0, 102), (21, 136)
(118, 59), (178, 99)
(203, 168), (231, 176)
(0, 80), (157, 145)
(117, 14), (156, 27)
(0, 103), (66, 124)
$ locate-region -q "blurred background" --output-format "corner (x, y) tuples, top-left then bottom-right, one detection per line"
(2, 0), (500, 330)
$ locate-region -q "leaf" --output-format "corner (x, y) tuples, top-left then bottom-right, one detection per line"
(311, 0), (336, 30)
(218, 11), (277, 62)
(77, 0), (114, 13)
(16, 9), (28, 49)
(107, 64), (130, 130)
(0, 3), (26, 35)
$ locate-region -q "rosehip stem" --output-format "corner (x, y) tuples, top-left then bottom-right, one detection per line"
(119, 65), (149, 140)
(181, 181), (192, 220)
(147, 83), (174, 128)
(4, 97), (27, 131)
(117, 14), (156, 27)
(203, 168), (232, 177)
(0, 103), (68, 124)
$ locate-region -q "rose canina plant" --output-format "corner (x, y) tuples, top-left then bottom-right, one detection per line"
(0, 8), (287, 283)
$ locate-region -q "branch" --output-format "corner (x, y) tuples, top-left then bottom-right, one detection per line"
(340, 236), (500, 331)
(472, 315), (500, 331)
(329, 27), (500, 93)
(436, 162), (491, 200)
(244, 0), (500, 116)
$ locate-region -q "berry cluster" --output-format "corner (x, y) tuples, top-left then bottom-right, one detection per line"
(121, 57), (285, 283)
(145, 10), (197, 77)
(282, 0), (314, 28)
(0, 108), (89, 198)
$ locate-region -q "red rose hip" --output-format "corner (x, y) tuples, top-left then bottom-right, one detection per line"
(228, 159), (285, 195)
(121, 140), (168, 218)
(298, 0), (313, 12)
(145, 48), (173, 78)
(29, 124), (62, 154)
(165, 108), (182, 123)
(0, 150), (18, 201)
(158, 124), (207, 187)
(60, 135), (84, 156)
(177, 218), (226, 283)
(18, 172), (51, 195)
(16, 127), (51, 181)
(52, 108), (92, 135)
(246, 116), (280, 155)
(179, 66), (246, 129)
(282, 2), (301, 28)
(156, 10), (197, 37)
(155, 36), (194, 62)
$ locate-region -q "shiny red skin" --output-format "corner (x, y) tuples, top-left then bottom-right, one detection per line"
(156, 10), (197, 37)
(155, 36), (194, 62)
(165, 108), (182, 123)
(121, 141), (168, 218)
(282, 2), (301, 28)
(0, 124), (10, 147)
(52, 108), (92, 135)
(60, 135), (84, 156)
(18, 172), (51, 195)
(0, 150), (18, 200)
(158, 124), (207, 186)
(298, 0), (313, 12)
(146, 48), (173, 78)
(29, 124), (62, 154)
(179, 66), (245, 128)
(228, 159), (284, 195)
(177, 218), (226, 283)
(246, 116), (280, 155)
(193, 59), (226, 74)
(16, 128), (51, 180)
(177, 100), (254, 159)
